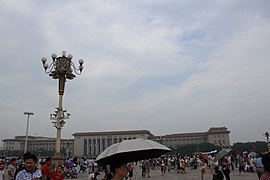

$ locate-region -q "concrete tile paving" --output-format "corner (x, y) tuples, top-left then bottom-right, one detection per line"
(77, 165), (257, 180)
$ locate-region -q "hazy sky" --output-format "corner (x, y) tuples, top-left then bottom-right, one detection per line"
(1, 0), (270, 145)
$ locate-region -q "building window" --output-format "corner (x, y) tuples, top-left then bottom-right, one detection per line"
(102, 139), (106, 152)
(107, 138), (112, 146)
(83, 140), (87, 155)
(88, 139), (92, 155)
(97, 139), (100, 154)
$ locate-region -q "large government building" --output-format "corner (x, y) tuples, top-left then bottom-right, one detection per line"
(2, 127), (230, 157)
(2, 136), (74, 157)
(73, 127), (230, 157)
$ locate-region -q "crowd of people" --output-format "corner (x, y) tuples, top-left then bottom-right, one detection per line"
(0, 150), (269, 180)
(0, 152), (129, 180)
(0, 152), (64, 180)
(133, 150), (270, 180)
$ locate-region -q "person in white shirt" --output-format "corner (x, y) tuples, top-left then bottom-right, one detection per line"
(7, 158), (16, 180)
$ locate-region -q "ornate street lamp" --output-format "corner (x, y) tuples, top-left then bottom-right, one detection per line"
(41, 51), (84, 161)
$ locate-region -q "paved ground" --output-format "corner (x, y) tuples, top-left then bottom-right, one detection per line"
(77, 165), (258, 180)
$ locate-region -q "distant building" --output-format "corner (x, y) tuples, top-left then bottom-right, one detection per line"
(73, 130), (153, 157)
(2, 127), (230, 157)
(151, 127), (231, 148)
(2, 136), (74, 157)
(72, 127), (230, 157)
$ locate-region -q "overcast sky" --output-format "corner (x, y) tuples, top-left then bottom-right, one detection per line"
(1, 0), (270, 145)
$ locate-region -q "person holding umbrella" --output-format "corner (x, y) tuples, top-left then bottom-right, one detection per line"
(96, 138), (171, 180)
(216, 148), (232, 180)
(220, 156), (231, 180)
(109, 163), (129, 180)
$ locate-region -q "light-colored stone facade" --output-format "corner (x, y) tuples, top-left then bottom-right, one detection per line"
(152, 127), (230, 148)
(73, 130), (153, 157)
(2, 127), (230, 158)
(73, 127), (230, 157)
(2, 136), (74, 156)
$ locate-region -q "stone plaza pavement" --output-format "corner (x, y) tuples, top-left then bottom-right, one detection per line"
(77, 165), (258, 180)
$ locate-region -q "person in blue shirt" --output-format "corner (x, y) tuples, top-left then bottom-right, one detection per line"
(255, 153), (264, 179)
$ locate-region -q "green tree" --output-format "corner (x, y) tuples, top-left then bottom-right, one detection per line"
(172, 143), (216, 155)
(232, 141), (268, 153)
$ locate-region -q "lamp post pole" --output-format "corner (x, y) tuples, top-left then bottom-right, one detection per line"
(24, 112), (34, 153)
(41, 51), (84, 162)
(265, 132), (270, 151)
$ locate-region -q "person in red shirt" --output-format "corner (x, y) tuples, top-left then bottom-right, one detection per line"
(52, 165), (64, 180)
(41, 157), (53, 180)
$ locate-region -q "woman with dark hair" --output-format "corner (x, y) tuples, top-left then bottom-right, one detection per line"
(220, 156), (231, 180)
(260, 151), (270, 180)
(109, 163), (129, 180)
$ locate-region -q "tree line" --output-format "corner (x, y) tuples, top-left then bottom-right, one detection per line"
(171, 141), (269, 155)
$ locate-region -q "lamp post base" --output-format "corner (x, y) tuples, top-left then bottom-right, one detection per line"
(52, 154), (66, 167)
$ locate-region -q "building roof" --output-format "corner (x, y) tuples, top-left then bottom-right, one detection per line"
(149, 127), (230, 139)
(15, 136), (55, 140)
(3, 136), (73, 142)
(207, 127), (230, 134)
(72, 130), (153, 137)
(163, 132), (207, 138)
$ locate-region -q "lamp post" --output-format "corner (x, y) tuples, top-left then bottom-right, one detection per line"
(41, 51), (84, 161)
(265, 132), (270, 151)
(24, 112), (34, 153)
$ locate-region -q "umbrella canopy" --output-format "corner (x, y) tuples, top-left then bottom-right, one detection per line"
(216, 148), (232, 160)
(95, 138), (171, 165)
(250, 152), (257, 158)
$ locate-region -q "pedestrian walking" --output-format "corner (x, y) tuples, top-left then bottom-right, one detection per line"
(220, 156), (231, 180)
(197, 155), (206, 180)
(7, 158), (16, 180)
(41, 157), (52, 180)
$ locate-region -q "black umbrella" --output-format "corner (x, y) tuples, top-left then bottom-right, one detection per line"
(95, 138), (171, 165)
